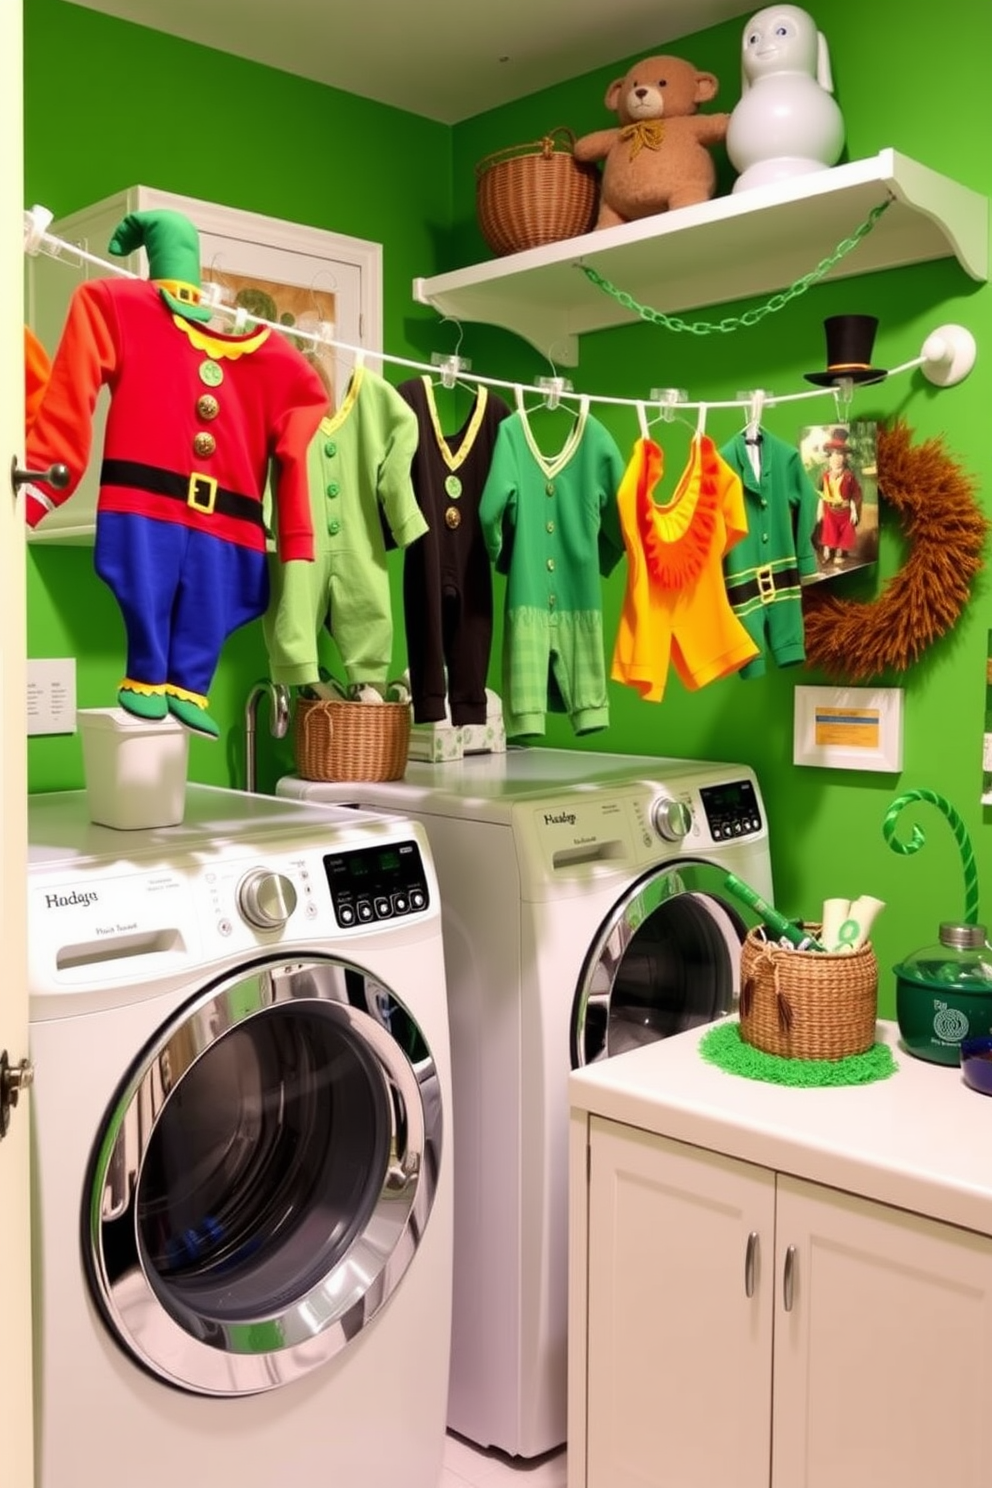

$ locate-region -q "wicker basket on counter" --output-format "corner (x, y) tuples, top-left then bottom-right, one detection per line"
(294, 697), (410, 783)
(475, 127), (599, 257)
(738, 924), (878, 1061)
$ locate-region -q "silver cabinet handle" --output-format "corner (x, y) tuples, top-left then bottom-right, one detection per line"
(783, 1244), (797, 1312)
(744, 1231), (759, 1298)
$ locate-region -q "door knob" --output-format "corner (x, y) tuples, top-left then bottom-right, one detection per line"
(0, 1049), (34, 1141)
(10, 455), (70, 493)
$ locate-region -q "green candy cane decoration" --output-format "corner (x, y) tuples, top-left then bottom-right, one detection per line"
(882, 789), (981, 926)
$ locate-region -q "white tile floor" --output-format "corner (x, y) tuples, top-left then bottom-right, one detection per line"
(440, 1432), (567, 1487)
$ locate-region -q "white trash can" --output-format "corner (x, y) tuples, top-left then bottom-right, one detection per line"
(78, 707), (189, 830)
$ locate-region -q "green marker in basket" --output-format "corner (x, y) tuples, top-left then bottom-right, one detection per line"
(723, 873), (826, 951)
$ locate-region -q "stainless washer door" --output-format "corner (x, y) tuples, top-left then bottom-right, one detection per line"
(85, 955), (442, 1396)
(572, 859), (750, 1067)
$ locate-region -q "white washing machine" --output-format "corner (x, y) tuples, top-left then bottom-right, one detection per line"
(28, 784), (452, 1488)
(278, 747), (775, 1459)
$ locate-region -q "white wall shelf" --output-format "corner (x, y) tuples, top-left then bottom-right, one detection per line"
(413, 149), (988, 365)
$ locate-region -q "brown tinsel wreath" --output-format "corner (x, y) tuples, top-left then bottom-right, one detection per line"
(802, 420), (989, 681)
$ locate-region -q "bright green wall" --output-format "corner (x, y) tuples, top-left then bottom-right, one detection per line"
(23, 0), (992, 1013)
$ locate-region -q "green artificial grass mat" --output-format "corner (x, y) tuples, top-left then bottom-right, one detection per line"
(698, 1019), (899, 1087)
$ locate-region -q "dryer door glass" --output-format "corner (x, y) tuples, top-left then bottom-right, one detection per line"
(572, 859), (752, 1066)
(85, 956), (442, 1396)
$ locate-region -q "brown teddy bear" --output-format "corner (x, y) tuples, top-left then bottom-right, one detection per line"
(574, 55), (730, 229)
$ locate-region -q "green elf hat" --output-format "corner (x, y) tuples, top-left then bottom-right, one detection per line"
(108, 209), (214, 323)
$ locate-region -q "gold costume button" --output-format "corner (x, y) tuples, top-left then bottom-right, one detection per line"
(545, 482), (555, 497)
(326, 482), (340, 498)
(193, 432), (216, 457)
(546, 521), (555, 534)
(445, 506), (461, 529)
(196, 394), (220, 420)
(546, 557), (555, 572)
(328, 519), (341, 536)
(324, 440), (337, 458)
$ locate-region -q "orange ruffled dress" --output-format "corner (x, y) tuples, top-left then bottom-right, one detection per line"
(612, 416), (759, 701)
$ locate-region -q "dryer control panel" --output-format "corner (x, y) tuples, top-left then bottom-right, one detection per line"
(323, 840), (430, 927)
(698, 778), (764, 841)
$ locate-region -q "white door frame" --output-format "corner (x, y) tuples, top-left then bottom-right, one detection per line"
(0, 2), (34, 1484)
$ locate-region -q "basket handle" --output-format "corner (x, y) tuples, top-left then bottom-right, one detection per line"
(475, 126), (578, 178)
(301, 701), (335, 749)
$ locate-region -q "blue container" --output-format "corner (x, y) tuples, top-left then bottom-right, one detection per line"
(960, 1035), (992, 1095)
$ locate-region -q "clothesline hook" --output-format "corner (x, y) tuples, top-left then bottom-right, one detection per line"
(832, 375), (855, 424)
(650, 387), (688, 422)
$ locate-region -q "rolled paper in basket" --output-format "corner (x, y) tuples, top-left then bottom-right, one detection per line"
(821, 898), (851, 951)
(883, 789), (980, 926)
(833, 895), (886, 953)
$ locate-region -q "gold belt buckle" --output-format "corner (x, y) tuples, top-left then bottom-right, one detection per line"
(756, 564), (775, 604)
(187, 473), (218, 514)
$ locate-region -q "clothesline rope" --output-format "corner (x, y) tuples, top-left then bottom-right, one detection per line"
(21, 207), (948, 421)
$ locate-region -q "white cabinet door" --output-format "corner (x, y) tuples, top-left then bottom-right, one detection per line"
(584, 1118), (775, 1488)
(0, 5), (33, 1486)
(773, 1174), (992, 1488)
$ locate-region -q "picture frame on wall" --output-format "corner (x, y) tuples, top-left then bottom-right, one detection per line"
(793, 685), (904, 772)
(798, 420), (880, 586)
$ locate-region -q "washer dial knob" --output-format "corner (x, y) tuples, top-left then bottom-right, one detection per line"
(238, 870), (298, 930)
(652, 797), (693, 842)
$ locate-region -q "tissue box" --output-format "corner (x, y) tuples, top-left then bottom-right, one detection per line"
(407, 689), (506, 762)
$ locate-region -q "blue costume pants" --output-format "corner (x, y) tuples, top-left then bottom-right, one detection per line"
(95, 514), (268, 698)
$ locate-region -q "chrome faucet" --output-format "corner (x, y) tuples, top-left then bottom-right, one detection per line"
(244, 679), (291, 793)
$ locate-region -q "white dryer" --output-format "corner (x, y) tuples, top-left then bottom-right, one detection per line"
(28, 785), (452, 1488)
(278, 747), (775, 1459)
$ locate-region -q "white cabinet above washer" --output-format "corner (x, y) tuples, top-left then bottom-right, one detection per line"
(413, 150), (989, 363)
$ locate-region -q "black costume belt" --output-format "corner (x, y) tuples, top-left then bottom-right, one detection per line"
(101, 459), (264, 529)
(725, 563), (801, 607)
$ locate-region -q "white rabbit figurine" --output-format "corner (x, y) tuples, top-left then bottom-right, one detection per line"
(726, 5), (845, 192)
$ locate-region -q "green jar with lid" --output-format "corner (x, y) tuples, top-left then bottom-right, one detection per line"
(894, 922), (992, 1064)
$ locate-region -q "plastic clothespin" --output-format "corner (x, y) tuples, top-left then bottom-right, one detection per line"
(649, 388), (688, 422)
(536, 374), (573, 411)
(431, 350), (472, 390)
(739, 388), (769, 442)
(198, 280), (233, 312)
(832, 375), (855, 424)
(23, 205), (55, 257)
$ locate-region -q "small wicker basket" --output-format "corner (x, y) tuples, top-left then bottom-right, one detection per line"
(294, 698), (411, 783)
(738, 925), (878, 1061)
(475, 126), (599, 258)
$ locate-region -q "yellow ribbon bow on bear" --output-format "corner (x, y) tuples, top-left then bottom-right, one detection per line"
(619, 120), (665, 160)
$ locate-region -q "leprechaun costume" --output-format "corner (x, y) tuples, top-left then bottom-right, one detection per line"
(24, 209), (328, 736)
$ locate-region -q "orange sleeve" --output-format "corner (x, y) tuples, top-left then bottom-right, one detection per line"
(24, 282), (119, 528)
(24, 326), (51, 433)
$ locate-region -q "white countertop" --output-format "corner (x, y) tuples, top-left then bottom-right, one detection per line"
(569, 1020), (992, 1237)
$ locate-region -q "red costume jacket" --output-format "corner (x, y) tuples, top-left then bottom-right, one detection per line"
(25, 278), (328, 557)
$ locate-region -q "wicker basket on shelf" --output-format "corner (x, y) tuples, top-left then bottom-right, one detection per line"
(475, 127), (599, 257)
(738, 925), (878, 1061)
(294, 697), (410, 783)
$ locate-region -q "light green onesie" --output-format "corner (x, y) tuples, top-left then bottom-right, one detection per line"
(263, 364), (426, 688)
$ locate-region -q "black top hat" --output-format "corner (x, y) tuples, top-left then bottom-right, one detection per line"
(805, 314), (888, 387)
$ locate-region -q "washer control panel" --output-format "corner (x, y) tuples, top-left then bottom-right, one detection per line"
(698, 778), (763, 841)
(323, 839), (430, 927)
